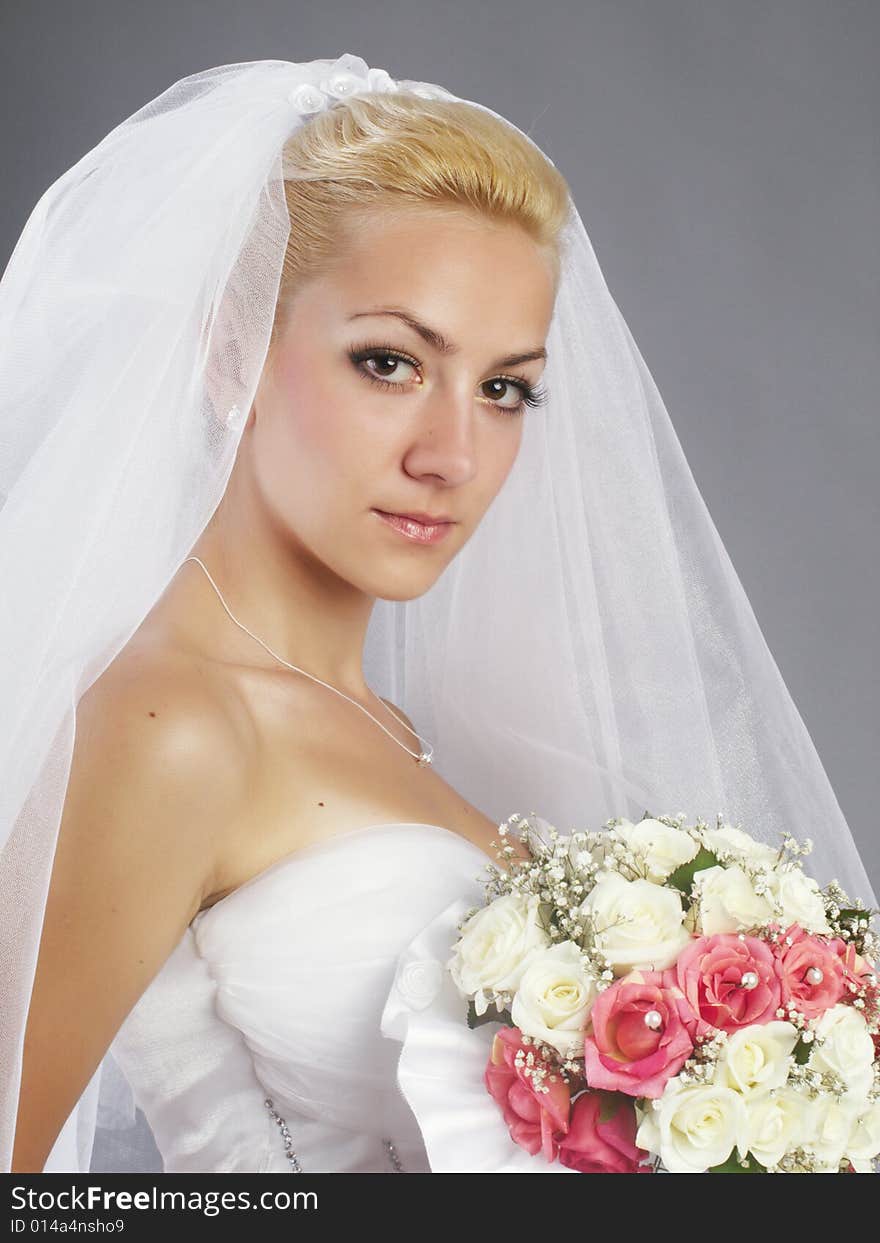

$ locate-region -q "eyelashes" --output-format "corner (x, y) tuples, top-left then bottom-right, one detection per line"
(347, 343), (549, 417)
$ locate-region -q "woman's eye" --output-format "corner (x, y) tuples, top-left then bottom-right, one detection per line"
(359, 352), (417, 384)
(480, 377), (525, 411)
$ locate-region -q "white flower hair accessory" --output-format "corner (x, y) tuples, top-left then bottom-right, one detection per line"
(285, 52), (452, 120)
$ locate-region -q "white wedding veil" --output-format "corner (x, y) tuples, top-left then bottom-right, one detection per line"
(1, 53), (875, 1174)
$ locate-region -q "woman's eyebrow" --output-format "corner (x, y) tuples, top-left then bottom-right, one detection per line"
(347, 307), (548, 370)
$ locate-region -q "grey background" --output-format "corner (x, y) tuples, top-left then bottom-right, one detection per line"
(3, 1), (877, 893)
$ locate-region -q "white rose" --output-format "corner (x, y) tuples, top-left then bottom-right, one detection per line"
(845, 1099), (880, 1173)
(615, 817), (700, 883)
(808, 1003), (875, 1102)
(635, 1079), (749, 1173)
(692, 863), (775, 935)
(447, 891), (550, 1014)
(806, 1093), (864, 1172)
(766, 868), (831, 934)
(716, 1021), (800, 1096)
(510, 940), (598, 1057)
(698, 823), (780, 869)
(580, 872), (691, 976)
(741, 1086), (812, 1169)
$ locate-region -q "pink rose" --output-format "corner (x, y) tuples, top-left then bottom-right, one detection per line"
(826, 938), (880, 1056)
(773, 923), (846, 1019)
(827, 936), (878, 994)
(675, 933), (783, 1036)
(484, 1026), (571, 1161)
(581, 969), (697, 1099)
(557, 1091), (653, 1174)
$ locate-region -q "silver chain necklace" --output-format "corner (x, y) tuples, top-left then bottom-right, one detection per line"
(182, 556), (434, 767)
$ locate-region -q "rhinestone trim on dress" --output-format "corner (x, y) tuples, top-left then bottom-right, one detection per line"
(264, 1096), (405, 1172)
(264, 1097), (303, 1172)
(383, 1137), (404, 1172)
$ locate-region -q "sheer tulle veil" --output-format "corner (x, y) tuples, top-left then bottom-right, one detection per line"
(0, 53), (875, 1173)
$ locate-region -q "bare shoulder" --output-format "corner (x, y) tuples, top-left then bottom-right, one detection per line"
(80, 637), (246, 731)
(75, 642), (252, 795)
(69, 642), (255, 912)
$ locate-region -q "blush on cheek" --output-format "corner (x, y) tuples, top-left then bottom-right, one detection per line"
(256, 389), (364, 528)
(275, 353), (364, 465)
(272, 355), (326, 445)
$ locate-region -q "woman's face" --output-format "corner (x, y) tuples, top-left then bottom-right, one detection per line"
(247, 205), (557, 601)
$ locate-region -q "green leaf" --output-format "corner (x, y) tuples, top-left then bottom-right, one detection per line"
(665, 848), (721, 896)
(836, 907), (868, 924)
(595, 1089), (622, 1123)
(709, 1152), (767, 1173)
(793, 1035), (813, 1065)
(466, 999), (512, 1029)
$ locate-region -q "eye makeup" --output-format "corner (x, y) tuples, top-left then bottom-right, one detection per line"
(347, 343), (549, 417)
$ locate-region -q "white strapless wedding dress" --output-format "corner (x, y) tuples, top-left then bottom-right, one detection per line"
(108, 819), (574, 1174)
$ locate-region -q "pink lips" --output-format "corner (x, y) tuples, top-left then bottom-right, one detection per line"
(372, 509), (455, 544)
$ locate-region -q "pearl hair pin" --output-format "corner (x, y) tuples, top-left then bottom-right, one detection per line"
(183, 556), (435, 766)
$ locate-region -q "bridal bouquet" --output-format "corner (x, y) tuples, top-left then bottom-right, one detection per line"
(446, 812), (880, 1173)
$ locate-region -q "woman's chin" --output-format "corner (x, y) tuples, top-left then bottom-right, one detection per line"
(375, 575), (444, 604)
(361, 560), (449, 603)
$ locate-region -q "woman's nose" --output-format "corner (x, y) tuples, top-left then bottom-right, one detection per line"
(401, 386), (479, 487)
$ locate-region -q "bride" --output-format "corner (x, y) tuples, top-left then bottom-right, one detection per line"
(3, 54), (876, 1174)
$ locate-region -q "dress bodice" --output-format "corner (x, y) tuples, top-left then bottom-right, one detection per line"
(109, 823), (494, 1173)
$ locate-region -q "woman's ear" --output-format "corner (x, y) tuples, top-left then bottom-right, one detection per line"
(203, 270), (272, 437)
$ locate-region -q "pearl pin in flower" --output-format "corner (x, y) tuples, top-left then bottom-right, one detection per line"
(643, 1009), (663, 1030)
(806, 966), (824, 985)
(288, 83), (326, 115)
(740, 971), (759, 990)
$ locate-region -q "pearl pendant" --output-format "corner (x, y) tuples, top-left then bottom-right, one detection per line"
(643, 1009), (663, 1030)
(806, 966), (824, 985)
(740, 971), (759, 990)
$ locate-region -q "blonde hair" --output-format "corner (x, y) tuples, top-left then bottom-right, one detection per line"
(270, 91), (572, 347)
